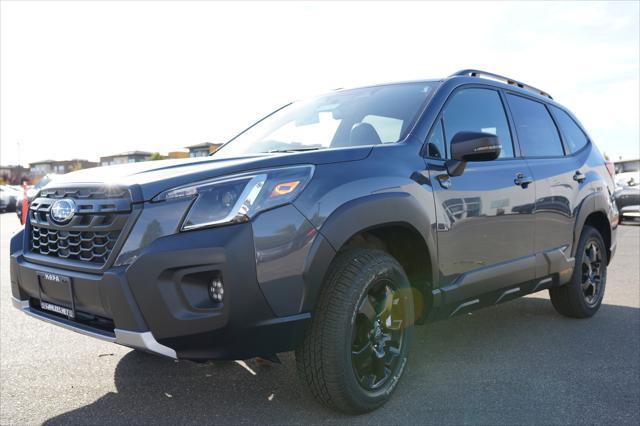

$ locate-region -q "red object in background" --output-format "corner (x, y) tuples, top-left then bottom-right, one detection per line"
(605, 160), (616, 180)
(21, 182), (28, 225)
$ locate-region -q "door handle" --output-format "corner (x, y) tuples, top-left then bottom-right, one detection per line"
(514, 172), (533, 188)
(573, 171), (586, 183)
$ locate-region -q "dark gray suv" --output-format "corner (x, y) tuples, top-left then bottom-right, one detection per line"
(10, 70), (618, 413)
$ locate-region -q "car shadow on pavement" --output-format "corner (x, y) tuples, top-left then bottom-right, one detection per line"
(43, 296), (639, 425)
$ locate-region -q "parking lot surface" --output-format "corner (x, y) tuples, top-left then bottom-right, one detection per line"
(1, 213), (639, 425)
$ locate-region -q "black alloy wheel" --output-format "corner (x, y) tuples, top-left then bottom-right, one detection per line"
(351, 280), (405, 391)
(581, 240), (603, 307)
(296, 248), (414, 414)
(550, 226), (607, 318)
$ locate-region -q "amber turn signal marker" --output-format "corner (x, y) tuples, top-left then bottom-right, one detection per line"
(271, 180), (301, 197)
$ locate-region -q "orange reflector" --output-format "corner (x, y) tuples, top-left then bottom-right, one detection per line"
(271, 180), (300, 197)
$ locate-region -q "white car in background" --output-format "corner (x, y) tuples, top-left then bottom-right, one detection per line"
(0, 186), (21, 213)
(616, 173), (639, 187)
(615, 159), (640, 187)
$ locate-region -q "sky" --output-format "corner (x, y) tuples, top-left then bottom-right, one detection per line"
(1, 1), (639, 166)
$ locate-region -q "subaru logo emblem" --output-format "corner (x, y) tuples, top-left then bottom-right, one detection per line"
(50, 199), (77, 223)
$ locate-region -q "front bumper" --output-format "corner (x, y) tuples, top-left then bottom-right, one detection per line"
(10, 218), (312, 360)
(11, 297), (176, 357)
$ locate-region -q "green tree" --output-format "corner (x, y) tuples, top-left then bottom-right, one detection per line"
(149, 152), (164, 161)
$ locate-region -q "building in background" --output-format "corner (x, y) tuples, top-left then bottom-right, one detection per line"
(614, 158), (640, 173)
(185, 142), (221, 158)
(29, 159), (98, 177)
(99, 151), (151, 166)
(167, 151), (189, 159)
(5, 145), (219, 185)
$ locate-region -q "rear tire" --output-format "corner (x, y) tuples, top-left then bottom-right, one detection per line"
(295, 248), (414, 414)
(549, 226), (607, 318)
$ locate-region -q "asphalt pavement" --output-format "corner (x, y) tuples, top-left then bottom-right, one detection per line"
(1, 212), (638, 425)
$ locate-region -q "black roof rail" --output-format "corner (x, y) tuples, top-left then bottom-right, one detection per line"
(450, 69), (553, 100)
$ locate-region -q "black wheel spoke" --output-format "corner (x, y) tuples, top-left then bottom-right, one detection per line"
(372, 355), (387, 383)
(366, 374), (378, 389)
(385, 318), (403, 331)
(385, 343), (401, 367)
(387, 344), (401, 356)
(358, 296), (377, 323)
(588, 244), (598, 263)
(352, 341), (373, 370)
(377, 286), (394, 321)
(581, 239), (605, 306)
(351, 279), (406, 391)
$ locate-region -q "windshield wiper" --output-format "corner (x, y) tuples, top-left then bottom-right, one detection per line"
(265, 147), (324, 153)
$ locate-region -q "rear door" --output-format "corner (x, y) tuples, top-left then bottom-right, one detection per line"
(425, 87), (536, 307)
(505, 94), (585, 280)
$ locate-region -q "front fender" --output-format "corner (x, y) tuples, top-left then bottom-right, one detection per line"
(299, 192), (438, 313)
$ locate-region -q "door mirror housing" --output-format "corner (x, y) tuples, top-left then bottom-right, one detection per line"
(446, 131), (502, 176)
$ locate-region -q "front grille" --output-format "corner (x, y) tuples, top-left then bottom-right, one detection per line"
(31, 226), (121, 263)
(28, 186), (131, 265)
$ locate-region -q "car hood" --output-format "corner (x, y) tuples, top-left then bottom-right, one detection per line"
(49, 146), (372, 201)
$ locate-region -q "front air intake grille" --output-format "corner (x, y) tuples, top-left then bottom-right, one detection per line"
(28, 186), (132, 266)
(30, 226), (121, 263)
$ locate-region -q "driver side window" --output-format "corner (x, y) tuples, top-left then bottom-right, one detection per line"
(442, 88), (514, 158)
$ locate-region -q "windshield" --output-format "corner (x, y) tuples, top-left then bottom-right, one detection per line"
(213, 82), (438, 158)
(35, 175), (55, 189)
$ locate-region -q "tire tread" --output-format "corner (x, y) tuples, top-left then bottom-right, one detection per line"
(549, 226), (607, 319)
(295, 248), (408, 413)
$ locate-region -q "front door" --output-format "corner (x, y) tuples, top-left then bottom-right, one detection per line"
(425, 87), (536, 307)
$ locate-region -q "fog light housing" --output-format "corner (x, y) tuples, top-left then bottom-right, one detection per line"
(209, 277), (224, 302)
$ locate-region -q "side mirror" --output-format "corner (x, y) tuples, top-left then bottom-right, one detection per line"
(446, 131), (502, 176)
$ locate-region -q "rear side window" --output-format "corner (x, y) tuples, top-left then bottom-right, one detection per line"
(550, 106), (589, 153)
(506, 94), (564, 157)
(442, 88), (514, 158)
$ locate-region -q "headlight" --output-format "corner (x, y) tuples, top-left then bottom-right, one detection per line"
(153, 165), (314, 231)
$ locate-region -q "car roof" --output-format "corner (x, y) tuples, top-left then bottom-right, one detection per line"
(342, 70), (560, 108)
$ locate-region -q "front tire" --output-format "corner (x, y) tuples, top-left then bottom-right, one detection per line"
(549, 226), (607, 318)
(295, 248), (414, 414)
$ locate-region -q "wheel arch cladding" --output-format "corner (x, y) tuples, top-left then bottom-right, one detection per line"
(303, 192), (437, 320)
(583, 212), (611, 262)
(573, 191), (613, 263)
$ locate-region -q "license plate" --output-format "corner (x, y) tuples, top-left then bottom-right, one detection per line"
(37, 271), (75, 319)
(40, 301), (75, 318)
